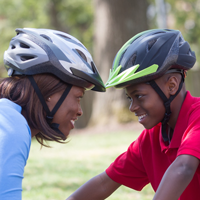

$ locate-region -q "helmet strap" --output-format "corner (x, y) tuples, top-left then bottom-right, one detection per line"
(148, 74), (184, 142)
(28, 75), (72, 140)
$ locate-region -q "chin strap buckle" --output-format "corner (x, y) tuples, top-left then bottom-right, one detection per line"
(162, 112), (171, 124)
(46, 115), (54, 124)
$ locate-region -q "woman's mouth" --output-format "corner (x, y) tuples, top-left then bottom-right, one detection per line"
(70, 120), (75, 129)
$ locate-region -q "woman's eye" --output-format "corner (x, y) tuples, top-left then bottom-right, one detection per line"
(126, 96), (132, 102)
(78, 96), (83, 101)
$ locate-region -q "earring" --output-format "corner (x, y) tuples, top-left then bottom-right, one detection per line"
(47, 97), (51, 101)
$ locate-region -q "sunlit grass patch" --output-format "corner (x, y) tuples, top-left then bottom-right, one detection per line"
(23, 130), (154, 200)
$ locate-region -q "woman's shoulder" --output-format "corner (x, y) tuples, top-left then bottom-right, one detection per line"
(0, 98), (25, 123)
(0, 98), (31, 140)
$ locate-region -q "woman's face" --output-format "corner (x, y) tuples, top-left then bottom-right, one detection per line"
(125, 82), (166, 129)
(46, 85), (85, 137)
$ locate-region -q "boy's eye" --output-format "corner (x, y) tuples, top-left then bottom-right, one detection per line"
(136, 95), (143, 99)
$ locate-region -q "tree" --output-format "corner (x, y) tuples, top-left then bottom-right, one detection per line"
(89, 0), (149, 126)
(148, 0), (200, 66)
(0, 0), (93, 75)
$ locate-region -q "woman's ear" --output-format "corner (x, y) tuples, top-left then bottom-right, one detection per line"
(46, 97), (51, 102)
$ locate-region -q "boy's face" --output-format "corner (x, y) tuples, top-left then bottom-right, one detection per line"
(125, 82), (166, 129)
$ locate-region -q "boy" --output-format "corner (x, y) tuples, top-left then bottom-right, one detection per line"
(66, 29), (199, 200)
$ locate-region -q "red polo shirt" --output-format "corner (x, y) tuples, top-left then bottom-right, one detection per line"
(106, 91), (200, 200)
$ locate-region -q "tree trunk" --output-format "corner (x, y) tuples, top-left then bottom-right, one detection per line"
(185, 69), (200, 97)
(90, 0), (149, 126)
(48, 0), (69, 33)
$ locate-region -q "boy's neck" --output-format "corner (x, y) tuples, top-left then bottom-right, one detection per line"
(167, 88), (187, 130)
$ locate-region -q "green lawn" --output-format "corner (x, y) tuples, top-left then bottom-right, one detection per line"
(22, 129), (154, 200)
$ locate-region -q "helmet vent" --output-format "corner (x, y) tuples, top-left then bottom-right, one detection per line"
(188, 49), (192, 56)
(179, 36), (184, 46)
(148, 39), (157, 51)
(20, 42), (30, 49)
(127, 53), (137, 67)
(91, 62), (96, 73)
(153, 32), (164, 35)
(40, 34), (53, 42)
(20, 55), (35, 61)
(11, 45), (16, 49)
(131, 53), (137, 65)
(76, 49), (87, 62)
(56, 34), (71, 40)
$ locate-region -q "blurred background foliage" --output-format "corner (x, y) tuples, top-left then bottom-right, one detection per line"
(1, 1), (200, 198)
(0, 0), (93, 76)
(1, 0), (200, 72)
(148, 0), (200, 68)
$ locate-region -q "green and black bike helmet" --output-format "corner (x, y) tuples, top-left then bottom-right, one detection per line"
(106, 29), (196, 142)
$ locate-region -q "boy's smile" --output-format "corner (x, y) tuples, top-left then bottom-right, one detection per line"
(136, 113), (148, 123)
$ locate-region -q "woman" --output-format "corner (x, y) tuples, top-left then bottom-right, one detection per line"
(0, 28), (105, 199)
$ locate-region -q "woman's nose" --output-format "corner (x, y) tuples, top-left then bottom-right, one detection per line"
(77, 105), (83, 117)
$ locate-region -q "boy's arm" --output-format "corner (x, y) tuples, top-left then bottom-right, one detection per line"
(153, 154), (199, 200)
(66, 172), (121, 200)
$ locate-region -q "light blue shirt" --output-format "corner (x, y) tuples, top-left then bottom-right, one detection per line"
(0, 98), (31, 200)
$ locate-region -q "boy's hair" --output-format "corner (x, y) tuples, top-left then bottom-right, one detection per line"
(0, 74), (68, 146)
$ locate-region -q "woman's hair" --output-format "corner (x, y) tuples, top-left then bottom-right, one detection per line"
(0, 74), (68, 146)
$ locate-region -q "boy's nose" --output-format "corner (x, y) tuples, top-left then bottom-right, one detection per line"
(129, 101), (140, 112)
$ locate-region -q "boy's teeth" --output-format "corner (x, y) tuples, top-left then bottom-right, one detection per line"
(138, 114), (147, 120)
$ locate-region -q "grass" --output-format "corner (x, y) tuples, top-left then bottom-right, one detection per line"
(22, 129), (155, 200)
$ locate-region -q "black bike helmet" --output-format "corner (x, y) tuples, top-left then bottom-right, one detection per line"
(4, 28), (105, 139)
(106, 29), (196, 142)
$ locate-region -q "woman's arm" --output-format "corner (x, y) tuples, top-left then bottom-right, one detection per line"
(66, 172), (121, 200)
(153, 154), (199, 200)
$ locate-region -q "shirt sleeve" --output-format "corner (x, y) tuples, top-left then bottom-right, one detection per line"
(106, 130), (149, 191)
(178, 105), (200, 160)
(0, 115), (31, 200)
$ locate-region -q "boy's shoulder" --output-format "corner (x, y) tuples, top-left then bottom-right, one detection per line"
(175, 91), (200, 135)
(186, 94), (200, 123)
(181, 91), (200, 115)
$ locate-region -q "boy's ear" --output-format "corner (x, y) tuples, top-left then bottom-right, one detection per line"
(167, 76), (179, 95)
